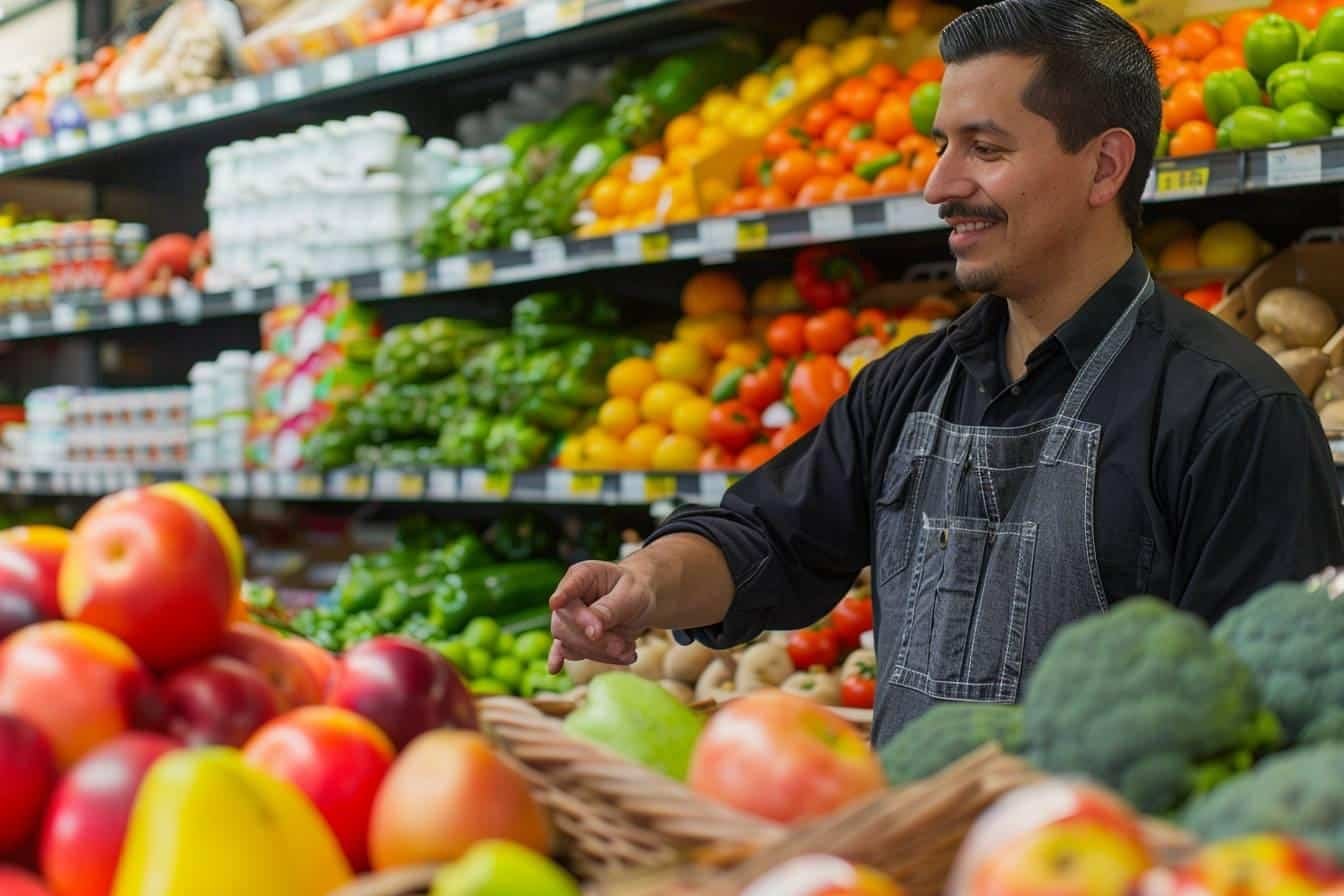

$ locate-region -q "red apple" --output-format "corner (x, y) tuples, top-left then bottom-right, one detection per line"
(59, 487), (233, 670)
(326, 636), (476, 749)
(947, 781), (1155, 896)
(283, 636), (336, 697)
(1146, 835), (1344, 895)
(39, 732), (179, 896)
(0, 547), (51, 639)
(243, 706), (395, 870)
(0, 714), (56, 855)
(368, 730), (549, 870)
(0, 526), (71, 620)
(160, 656), (280, 747)
(0, 622), (160, 769)
(0, 866), (51, 896)
(217, 622), (324, 710)
(688, 690), (884, 824)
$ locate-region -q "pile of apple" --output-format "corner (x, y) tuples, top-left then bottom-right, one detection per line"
(0, 483), (553, 895)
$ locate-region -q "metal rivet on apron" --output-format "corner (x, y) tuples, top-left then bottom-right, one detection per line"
(939, 528), (949, 548)
(1011, 385), (1022, 396)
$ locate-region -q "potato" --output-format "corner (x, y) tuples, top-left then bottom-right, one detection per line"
(1256, 334), (1289, 355)
(1275, 348), (1330, 395)
(1256, 288), (1338, 349)
(1321, 400), (1344, 430)
(1315, 369), (1344, 411)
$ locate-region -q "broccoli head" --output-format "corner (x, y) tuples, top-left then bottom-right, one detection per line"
(1023, 597), (1281, 815)
(1184, 745), (1344, 863)
(1213, 582), (1344, 745)
(878, 703), (1024, 787)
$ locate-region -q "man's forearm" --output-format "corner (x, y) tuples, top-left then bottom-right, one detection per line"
(620, 532), (735, 631)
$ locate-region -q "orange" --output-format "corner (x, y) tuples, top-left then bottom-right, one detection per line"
(759, 185), (793, 210)
(906, 57), (945, 84)
(664, 113), (701, 147)
(597, 397), (641, 439)
(583, 431), (629, 471)
(651, 433), (704, 471)
(815, 149), (847, 176)
(796, 175), (840, 206)
(640, 382), (697, 426)
(824, 116), (859, 151)
(681, 270), (747, 317)
(764, 125), (804, 158)
(675, 312), (748, 357)
(1271, 0), (1323, 28)
(803, 100), (840, 138)
(1220, 9), (1265, 50)
(909, 151), (937, 190)
(834, 77), (881, 120)
(871, 164), (912, 195)
(1162, 80), (1208, 131)
(606, 357), (659, 400)
(866, 62), (901, 89)
(832, 173), (873, 201)
(1172, 19), (1220, 60)
(671, 396), (714, 440)
(589, 176), (625, 219)
(654, 341), (712, 387)
(1169, 120), (1216, 157)
(723, 339), (764, 367)
(773, 149), (819, 197)
(1148, 35), (1174, 61)
(875, 97), (914, 143)
(1157, 56), (1196, 90)
(1198, 45), (1244, 78)
(620, 179), (660, 215)
(887, 0), (922, 33)
(1157, 235), (1201, 272)
(729, 186), (763, 212)
(624, 423), (669, 468)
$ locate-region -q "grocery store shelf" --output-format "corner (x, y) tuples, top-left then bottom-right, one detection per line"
(0, 193), (945, 340)
(0, 0), (697, 179)
(0, 464), (741, 506)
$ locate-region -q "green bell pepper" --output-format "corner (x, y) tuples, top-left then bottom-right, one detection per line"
(1246, 14), (1302, 84)
(555, 370), (606, 408)
(1276, 100), (1334, 141)
(438, 409), (493, 467)
(1203, 69), (1262, 125)
(486, 513), (557, 563)
(518, 392), (583, 432)
(439, 534), (495, 574)
(910, 82), (940, 137)
(428, 586), (474, 636)
(1308, 51), (1344, 111)
(484, 417), (550, 473)
(1316, 8), (1344, 57)
(1269, 61), (1313, 109)
(1225, 105), (1280, 149)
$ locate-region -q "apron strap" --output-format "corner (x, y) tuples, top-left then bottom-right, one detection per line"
(1040, 274), (1155, 466)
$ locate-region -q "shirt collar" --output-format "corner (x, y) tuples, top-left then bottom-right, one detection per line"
(945, 247), (1151, 380)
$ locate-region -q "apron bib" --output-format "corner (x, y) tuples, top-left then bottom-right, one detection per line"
(871, 275), (1155, 746)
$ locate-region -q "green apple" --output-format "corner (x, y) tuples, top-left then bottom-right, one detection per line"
(430, 840), (579, 896)
(563, 672), (705, 780)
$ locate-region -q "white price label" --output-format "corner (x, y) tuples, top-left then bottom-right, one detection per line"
(531, 238), (567, 273)
(251, 471), (275, 497)
(698, 472), (729, 503)
(51, 304), (77, 332)
(623, 0), (661, 9)
(436, 256), (468, 288)
(55, 130), (87, 156)
(227, 471), (248, 498)
(525, 0), (561, 35)
(17, 471), (37, 493)
(273, 68), (304, 100)
(442, 23), (474, 55)
(187, 93), (215, 121)
(427, 469), (458, 500)
(379, 269), (404, 296)
(0, 469), (10, 491)
(885, 197), (944, 233)
(232, 287), (256, 312)
(109, 302), (134, 327)
(118, 113), (145, 140)
(88, 120), (115, 146)
(9, 313), (31, 337)
(275, 281), (302, 306)
(614, 231), (642, 263)
(172, 284), (203, 321)
(148, 104), (175, 132)
(698, 218), (736, 253)
(413, 30), (441, 61)
(137, 296), (165, 323)
(810, 204), (855, 239)
(20, 139), (48, 165)
(322, 55), (355, 88)
(377, 38), (411, 73)
(546, 470), (603, 501)
(275, 472), (299, 497)
(329, 469), (370, 498)
(232, 80), (261, 111)
(1267, 143), (1322, 187)
(374, 469), (423, 500)
(0, 153), (8, 173)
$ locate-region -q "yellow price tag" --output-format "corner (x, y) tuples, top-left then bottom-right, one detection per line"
(467, 259), (494, 286)
(736, 220), (768, 251)
(297, 474), (323, 496)
(640, 232), (670, 262)
(402, 269), (428, 295)
(484, 472), (513, 497)
(206, 474), (224, 494)
(73, 310), (90, 331)
(643, 475), (677, 501)
(399, 473), (425, 498)
(329, 279), (351, 299)
(571, 473), (603, 497)
(475, 20), (500, 48)
(344, 474), (369, 497)
(137, 473), (156, 486)
(556, 0), (584, 26)
(1155, 166), (1209, 196)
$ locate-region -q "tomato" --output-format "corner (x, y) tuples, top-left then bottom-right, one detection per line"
(834, 77), (881, 120)
(737, 442), (777, 471)
(758, 186), (792, 210)
(766, 313), (808, 357)
(739, 152), (767, 188)
(840, 675), (876, 709)
(829, 594), (873, 651)
(803, 100), (839, 139)
(764, 124), (805, 158)
(874, 97), (914, 144)
(699, 443), (737, 471)
(831, 174), (872, 202)
(790, 355), (850, 428)
(787, 627), (840, 669)
(815, 149), (846, 176)
(823, 117), (858, 151)
(772, 149), (819, 198)
(770, 421), (813, 453)
(739, 359), (785, 412)
(871, 165), (912, 196)
(729, 187), (763, 212)
(796, 175), (840, 206)
(706, 400), (762, 454)
(854, 308), (889, 338)
(804, 308), (857, 355)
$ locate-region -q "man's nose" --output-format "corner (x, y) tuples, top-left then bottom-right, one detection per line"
(922, 149), (972, 207)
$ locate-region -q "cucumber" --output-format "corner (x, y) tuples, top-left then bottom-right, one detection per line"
(445, 561), (566, 618)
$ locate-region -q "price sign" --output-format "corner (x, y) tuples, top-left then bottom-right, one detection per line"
(322, 55), (355, 88)
(137, 296), (165, 323)
(273, 68), (304, 100)
(227, 471), (248, 498)
(643, 475), (677, 501)
(436, 256), (467, 289)
(373, 469), (424, 500)
(547, 470), (603, 500)
(232, 286), (256, 312)
(88, 120), (115, 146)
(1267, 144), (1322, 187)
(377, 37), (411, 73)
(296, 473), (324, 497)
(442, 22), (474, 55)
(413, 30), (442, 62)
(172, 285), (203, 321)
(17, 471), (37, 493)
(809, 204), (855, 240)
(274, 472), (299, 497)
(699, 472), (729, 502)
(735, 220), (768, 251)
(474, 20), (500, 50)
(0, 469), (10, 491)
(275, 281), (302, 306)
(461, 469), (511, 500)
(148, 104), (175, 132)
(108, 301), (134, 327)
(118, 113), (145, 140)
(329, 470), (370, 499)
(885, 196), (943, 232)
(1154, 165), (1210, 198)
(20, 139), (48, 165)
(55, 130), (87, 156)
(427, 469), (458, 500)
(402, 269), (428, 295)
(9, 313), (30, 337)
(640, 231), (670, 262)
(187, 93), (215, 121)
(51, 304), (77, 332)
(614, 231), (641, 263)
(698, 218), (736, 253)
(251, 471), (276, 498)
(531, 238), (567, 274)
(231, 80), (262, 111)
(467, 258), (494, 287)
(525, 0), (583, 35)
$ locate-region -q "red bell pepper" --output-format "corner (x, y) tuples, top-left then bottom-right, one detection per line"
(792, 246), (878, 311)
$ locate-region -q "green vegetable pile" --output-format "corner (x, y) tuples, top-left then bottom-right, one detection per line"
(301, 290), (650, 473)
(878, 703), (1025, 787)
(438, 616), (572, 699)
(420, 33), (760, 256)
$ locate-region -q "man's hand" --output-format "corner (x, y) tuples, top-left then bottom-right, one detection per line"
(547, 560), (656, 674)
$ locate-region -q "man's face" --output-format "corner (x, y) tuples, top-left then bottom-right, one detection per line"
(924, 53), (1098, 297)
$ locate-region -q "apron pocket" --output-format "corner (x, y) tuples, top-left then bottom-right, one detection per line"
(892, 517), (1037, 703)
(875, 453), (922, 585)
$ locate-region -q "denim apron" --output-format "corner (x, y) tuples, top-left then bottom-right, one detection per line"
(871, 274), (1155, 746)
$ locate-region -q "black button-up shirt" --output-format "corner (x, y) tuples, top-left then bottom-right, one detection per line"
(655, 249), (1344, 648)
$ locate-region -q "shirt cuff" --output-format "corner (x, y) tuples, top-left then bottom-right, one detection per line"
(642, 505), (779, 650)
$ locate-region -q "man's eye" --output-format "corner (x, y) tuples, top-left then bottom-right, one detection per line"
(972, 143), (1002, 159)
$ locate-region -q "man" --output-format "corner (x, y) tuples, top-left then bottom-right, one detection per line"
(548, 0), (1344, 745)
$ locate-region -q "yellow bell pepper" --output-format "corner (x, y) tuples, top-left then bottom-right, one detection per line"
(112, 747), (352, 896)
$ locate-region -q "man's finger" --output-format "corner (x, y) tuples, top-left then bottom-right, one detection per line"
(551, 609), (633, 664)
(547, 640), (566, 675)
(584, 576), (644, 639)
(548, 563), (598, 611)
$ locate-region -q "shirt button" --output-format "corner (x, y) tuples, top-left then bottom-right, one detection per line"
(1010, 385), (1022, 396)
(939, 529), (949, 549)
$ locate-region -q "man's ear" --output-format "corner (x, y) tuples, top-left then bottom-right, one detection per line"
(1090, 128), (1136, 209)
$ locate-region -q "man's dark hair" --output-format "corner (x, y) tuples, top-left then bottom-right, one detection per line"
(940, 0), (1160, 232)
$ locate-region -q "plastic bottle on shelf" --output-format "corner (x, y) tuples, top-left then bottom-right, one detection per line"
(189, 361), (218, 469)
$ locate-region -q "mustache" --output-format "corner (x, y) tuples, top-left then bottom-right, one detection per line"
(939, 203), (1007, 223)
